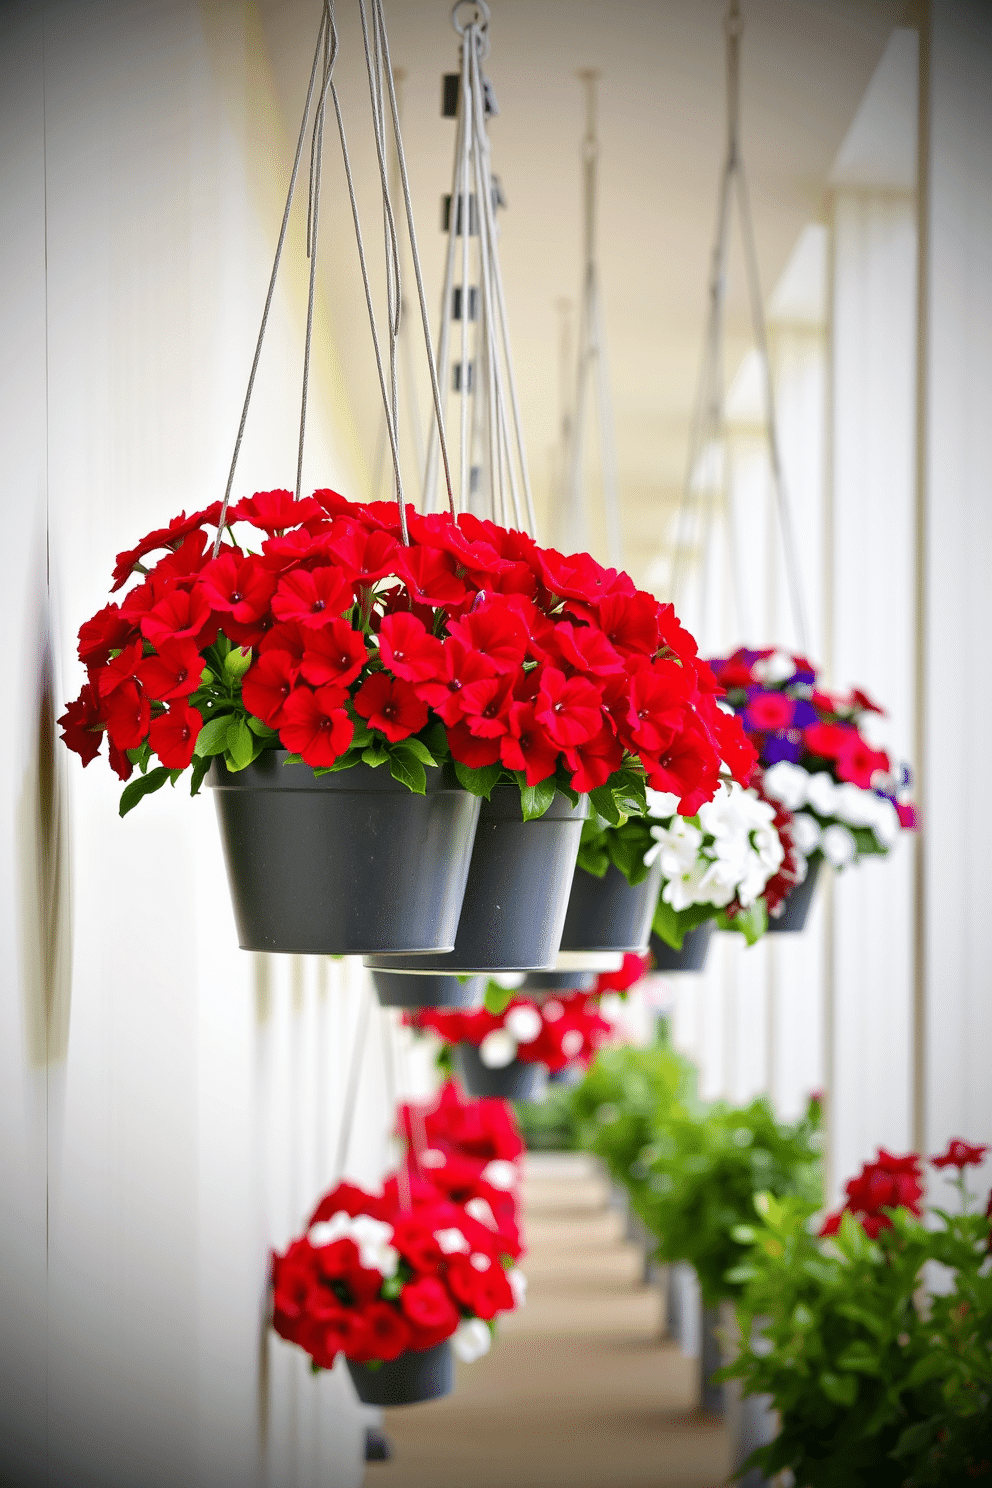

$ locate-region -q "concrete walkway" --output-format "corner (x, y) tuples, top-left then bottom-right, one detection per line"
(366, 1151), (730, 1488)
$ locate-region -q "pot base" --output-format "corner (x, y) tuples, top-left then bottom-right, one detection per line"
(346, 1340), (452, 1406)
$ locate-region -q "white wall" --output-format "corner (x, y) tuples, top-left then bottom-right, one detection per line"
(1, 3), (416, 1483)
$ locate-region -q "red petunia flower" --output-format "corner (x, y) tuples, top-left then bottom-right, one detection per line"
(835, 734), (889, 790)
(104, 681), (150, 751)
(500, 701), (560, 784)
(279, 684), (354, 767)
(548, 620), (624, 677)
(197, 552), (277, 625)
(625, 661), (692, 755)
(353, 673), (427, 742)
(58, 684), (104, 765)
(804, 721), (849, 759)
(535, 667), (603, 747)
(395, 545), (469, 609)
(96, 639), (145, 698)
(595, 591), (659, 657)
(149, 700), (202, 768)
(271, 566), (354, 630)
(448, 605), (530, 675)
(359, 1302), (411, 1362)
(77, 604), (135, 668)
(399, 1277), (459, 1335)
(324, 523), (401, 584)
(259, 621), (308, 669)
(458, 674), (516, 740)
(110, 503), (222, 591)
(539, 548), (633, 604)
(563, 725), (624, 793)
(931, 1138), (990, 1171)
(299, 620), (368, 689)
(413, 638), (497, 725)
(242, 650), (300, 728)
(141, 588), (218, 650)
(447, 721), (502, 768)
(230, 488), (321, 532)
(377, 612), (444, 683)
(152, 529), (213, 588)
(645, 722), (720, 815)
(137, 638), (205, 702)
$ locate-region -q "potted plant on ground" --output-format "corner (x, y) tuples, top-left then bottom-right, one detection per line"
(707, 648), (916, 931)
(724, 1140), (992, 1484)
(271, 1171), (525, 1406)
(407, 991), (613, 1101)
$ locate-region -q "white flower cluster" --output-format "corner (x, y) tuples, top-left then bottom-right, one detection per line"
(308, 1210), (399, 1277)
(645, 781), (785, 913)
(762, 759), (900, 869)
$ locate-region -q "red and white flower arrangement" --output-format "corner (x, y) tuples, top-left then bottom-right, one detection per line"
(408, 992), (613, 1076)
(708, 648), (915, 874)
(59, 491), (754, 819)
(271, 1171), (524, 1372)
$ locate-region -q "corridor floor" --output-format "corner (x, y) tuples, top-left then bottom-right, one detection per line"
(366, 1151), (731, 1488)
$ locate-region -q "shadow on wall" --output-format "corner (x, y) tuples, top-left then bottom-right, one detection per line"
(17, 594), (72, 1068)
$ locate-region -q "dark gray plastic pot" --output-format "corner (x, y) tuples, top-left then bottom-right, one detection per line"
(650, 920), (713, 973)
(372, 971), (485, 1010)
(346, 1340), (452, 1406)
(558, 859), (663, 954)
(364, 786), (588, 974)
(767, 855), (822, 934)
(522, 970), (597, 994)
(453, 1043), (548, 1101)
(208, 753), (480, 955)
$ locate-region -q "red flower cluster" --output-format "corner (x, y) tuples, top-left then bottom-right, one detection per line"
(271, 1170), (521, 1371)
(819, 1148), (925, 1240)
(61, 491), (754, 812)
(595, 952), (650, 994)
(708, 647), (909, 808)
(396, 1080), (525, 1255)
(408, 992), (613, 1075)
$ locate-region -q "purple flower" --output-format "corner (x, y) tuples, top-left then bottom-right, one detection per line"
(763, 734), (802, 765)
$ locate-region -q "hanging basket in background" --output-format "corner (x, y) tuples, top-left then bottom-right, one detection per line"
(522, 970), (598, 995)
(650, 922), (714, 974)
(347, 1340), (453, 1407)
(372, 970), (486, 1010)
(766, 855), (822, 934)
(557, 859), (663, 955)
(453, 1043), (548, 1101)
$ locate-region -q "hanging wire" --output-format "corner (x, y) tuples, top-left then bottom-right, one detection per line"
(423, 3), (536, 537)
(216, 0), (456, 555)
(564, 71), (623, 569)
(669, 0), (809, 653)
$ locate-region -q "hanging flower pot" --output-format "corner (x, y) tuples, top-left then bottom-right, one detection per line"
(522, 970), (598, 994)
(767, 855), (822, 934)
(210, 754), (479, 954)
(650, 921), (714, 973)
(452, 1042), (548, 1102)
(365, 786), (589, 974)
(347, 1339), (453, 1407)
(558, 859), (663, 955)
(372, 971), (485, 1010)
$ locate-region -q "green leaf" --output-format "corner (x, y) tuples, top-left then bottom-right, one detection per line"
(396, 736), (439, 768)
(246, 715), (277, 738)
(906, 1353), (948, 1388)
(119, 766), (171, 818)
(348, 720), (374, 750)
(361, 745), (389, 768)
(453, 760), (504, 798)
(589, 783), (624, 827)
(520, 777), (558, 821)
(225, 717), (255, 771)
(835, 1343), (882, 1376)
(282, 753), (304, 767)
(388, 747), (427, 795)
(125, 741), (152, 772)
(189, 754), (212, 797)
(718, 898), (768, 946)
(819, 1370), (858, 1407)
(652, 896), (686, 949)
(194, 712), (235, 758)
(484, 982), (515, 1016)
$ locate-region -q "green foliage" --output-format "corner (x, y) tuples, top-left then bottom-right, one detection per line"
(637, 1096), (823, 1306)
(513, 1082), (582, 1152)
(570, 1031), (700, 1227)
(723, 1195), (992, 1486)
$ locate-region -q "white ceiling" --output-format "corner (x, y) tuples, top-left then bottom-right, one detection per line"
(255, 0), (911, 579)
